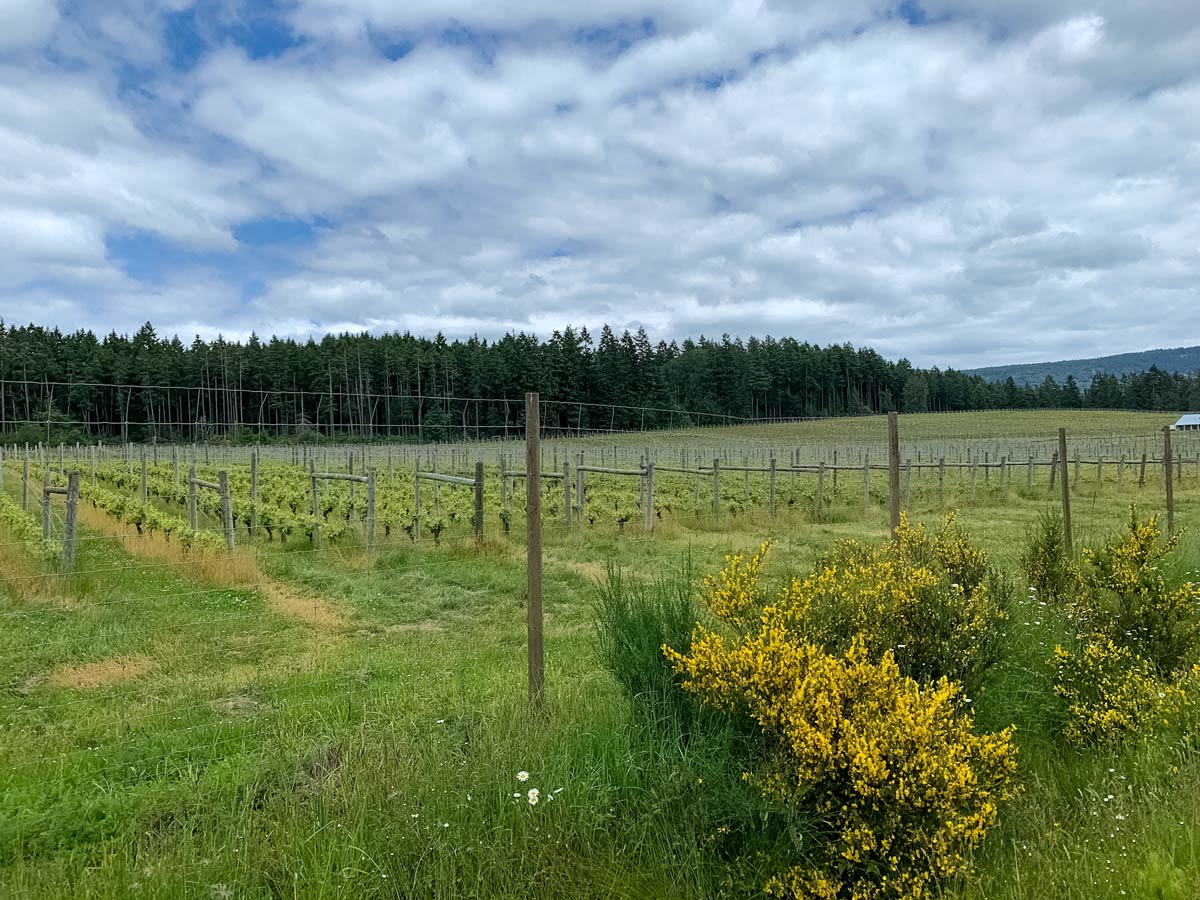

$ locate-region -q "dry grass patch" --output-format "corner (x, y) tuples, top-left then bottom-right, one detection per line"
(260, 582), (349, 630)
(45, 654), (154, 689)
(75, 503), (260, 587)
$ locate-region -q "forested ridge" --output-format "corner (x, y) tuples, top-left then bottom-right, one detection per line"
(2, 320), (1199, 443)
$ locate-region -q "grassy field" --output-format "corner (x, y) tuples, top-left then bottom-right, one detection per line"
(1, 410), (1199, 899)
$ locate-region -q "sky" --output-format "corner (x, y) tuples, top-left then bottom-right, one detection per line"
(0, 0), (1197, 369)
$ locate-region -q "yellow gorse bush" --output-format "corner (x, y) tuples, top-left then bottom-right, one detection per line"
(1050, 509), (1200, 746)
(1053, 637), (1195, 746)
(668, 523), (1019, 900)
(799, 514), (1007, 693)
(1077, 509), (1200, 676)
(703, 540), (773, 630)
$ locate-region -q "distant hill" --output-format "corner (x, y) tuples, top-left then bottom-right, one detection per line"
(965, 346), (1200, 386)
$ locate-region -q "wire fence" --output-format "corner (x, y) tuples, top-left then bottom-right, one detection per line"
(1, 393), (1198, 846)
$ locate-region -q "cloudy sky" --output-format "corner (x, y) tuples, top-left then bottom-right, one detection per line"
(1, 0), (1197, 368)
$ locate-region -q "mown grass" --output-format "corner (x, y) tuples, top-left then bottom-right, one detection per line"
(1, 412), (1198, 899)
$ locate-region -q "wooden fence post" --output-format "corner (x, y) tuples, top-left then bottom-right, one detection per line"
(61, 472), (80, 574)
(863, 455), (870, 519)
(1058, 428), (1073, 554)
(140, 449), (148, 502)
(712, 458), (721, 517)
(367, 466), (377, 550)
(1139, 452), (1147, 487)
(1164, 427), (1174, 535)
(310, 460), (321, 550)
(218, 470), (235, 555)
(888, 412), (901, 535)
(188, 463), (198, 530)
(22, 456), (29, 512)
(576, 452), (585, 523)
(644, 461), (655, 530)
(413, 459), (422, 543)
(475, 461), (485, 540)
(250, 451), (259, 537)
(816, 461), (825, 523)
(42, 468), (51, 542)
(938, 457), (945, 505)
(526, 392), (545, 708)
(562, 461), (571, 528)
(1049, 451), (1057, 491)
(768, 457), (776, 521)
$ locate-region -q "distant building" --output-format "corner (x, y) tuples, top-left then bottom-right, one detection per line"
(1173, 414), (1200, 431)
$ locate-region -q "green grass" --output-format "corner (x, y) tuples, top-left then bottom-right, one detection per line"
(1, 411), (1199, 899)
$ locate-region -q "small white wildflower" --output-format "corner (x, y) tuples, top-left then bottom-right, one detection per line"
(527, 788), (540, 806)
(517, 771), (529, 782)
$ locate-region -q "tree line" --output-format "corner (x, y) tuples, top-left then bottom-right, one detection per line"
(1, 320), (1197, 444)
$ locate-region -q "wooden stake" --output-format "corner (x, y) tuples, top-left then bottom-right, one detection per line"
(888, 412), (901, 535)
(61, 472), (79, 574)
(1164, 427), (1174, 535)
(1058, 428), (1072, 554)
(526, 393), (544, 708)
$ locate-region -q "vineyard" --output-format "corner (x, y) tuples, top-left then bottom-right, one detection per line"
(1, 408), (1199, 900)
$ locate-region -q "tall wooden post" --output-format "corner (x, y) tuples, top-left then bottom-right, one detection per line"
(474, 461), (485, 540)
(644, 461), (654, 531)
(712, 458), (721, 517)
(1058, 428), (1073, 554)
(310, 460), (321, 550)
(863, 455), (870, 519)
(188, 463), (198, 530)
(816, 461), (825, 523)
(61, 472), (80, 574)
(525, 392), (544, 708)
(218, 470), (235, 555)
(887, 412), (901, 535)
(1164, 427), (1174, 535)
(562, 461), (571, 528)
(250, 451), (259, 537)
(413, 459), (422, 542)
(367, 467), (377, 550)
(768, 457), (776, 521)
(22, 456), (29, 511)
(42, 468), (51, 542)
(938, 457), (945, 505)
(140, 449), (148, 502)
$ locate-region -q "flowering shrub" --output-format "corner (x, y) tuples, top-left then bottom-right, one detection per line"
(667, 633), (1018, 900)
(798, 515), (1008, 694)
(665, 522), (1019, 899)
(702, 540), (772, 630)
(1077, 509), (1200, 676)
(1053, 637), (1195, 746)
(1051, 509), (1200, 746)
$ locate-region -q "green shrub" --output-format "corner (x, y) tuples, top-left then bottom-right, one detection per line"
(1020, 510), (1080, 604)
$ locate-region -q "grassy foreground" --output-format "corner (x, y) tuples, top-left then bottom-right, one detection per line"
(1, 415), (1199, 899)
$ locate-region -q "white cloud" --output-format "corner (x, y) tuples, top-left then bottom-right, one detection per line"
(2, 1), (1199, 368)
(0, 0), (58, 50)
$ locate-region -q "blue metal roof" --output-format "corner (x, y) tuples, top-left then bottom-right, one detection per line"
(1175, 414), (1200, 427)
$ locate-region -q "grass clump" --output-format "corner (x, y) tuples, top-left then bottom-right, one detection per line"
(1020, 510), (1079, 605)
